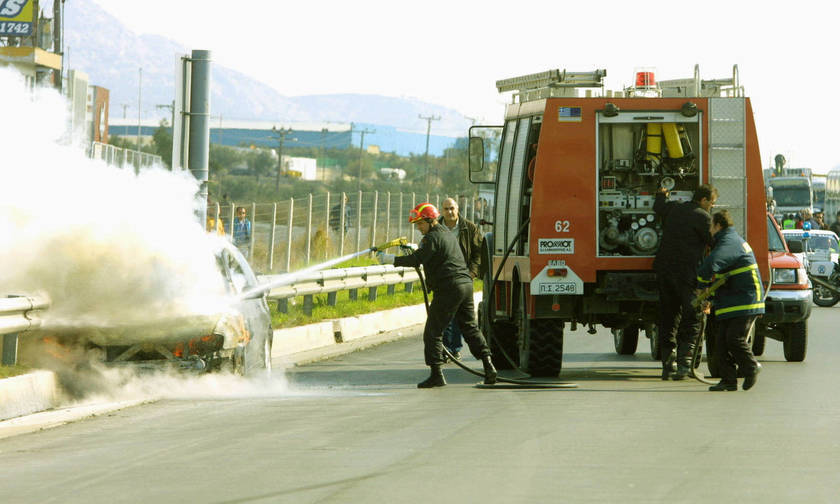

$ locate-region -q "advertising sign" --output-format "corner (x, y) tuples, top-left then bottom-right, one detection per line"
(0, 0), (33, 36)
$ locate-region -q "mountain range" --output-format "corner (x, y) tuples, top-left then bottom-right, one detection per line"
(64, 0), (470, 147)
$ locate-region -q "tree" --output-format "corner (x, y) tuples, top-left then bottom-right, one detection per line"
(247, 149), (275, 184)
(152, 121), (173, 168)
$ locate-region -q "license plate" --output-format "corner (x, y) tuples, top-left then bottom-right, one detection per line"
(538, 282), (577, 294)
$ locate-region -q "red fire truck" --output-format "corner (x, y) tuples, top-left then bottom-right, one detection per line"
(469, 65), (811, 376)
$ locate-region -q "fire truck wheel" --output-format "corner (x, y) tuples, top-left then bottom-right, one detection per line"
(527, 320), (563, 377)
(647, 326), (661, 360)
(782, 321), (807, 362)
(612, 326), (639, 355)
(490, 320), (519, 370)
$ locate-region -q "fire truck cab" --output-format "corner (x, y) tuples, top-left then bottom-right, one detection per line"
(469, 65), (792, 376)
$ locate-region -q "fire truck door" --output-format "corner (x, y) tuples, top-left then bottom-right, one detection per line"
(493, 117), (533, 256)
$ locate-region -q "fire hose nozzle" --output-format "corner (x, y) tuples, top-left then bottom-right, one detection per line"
(371, 237), (408, 252)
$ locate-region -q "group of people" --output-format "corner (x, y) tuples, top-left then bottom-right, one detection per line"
(781, 209), (826, 230)
(654, 184), (763, 391)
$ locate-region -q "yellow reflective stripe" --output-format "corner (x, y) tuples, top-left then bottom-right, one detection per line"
(724, 263), (758, 278)
(742, 242), (753, 253)
(716, 302), (765, 315)
(750, 269), (761, 302)
(697, 276), (712, 283)
(415, 203), (433, 213)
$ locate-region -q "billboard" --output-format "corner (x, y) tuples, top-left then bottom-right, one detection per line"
(0, 0), (33, 36)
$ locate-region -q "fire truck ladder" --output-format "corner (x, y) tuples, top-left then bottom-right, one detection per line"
(496, 69), (607, 103)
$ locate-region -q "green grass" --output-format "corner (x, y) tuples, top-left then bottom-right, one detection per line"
(270, 277), (483, 328)
(0, 364), (30, 379)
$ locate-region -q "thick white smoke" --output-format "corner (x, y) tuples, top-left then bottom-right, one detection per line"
(0, 68), (229, 329)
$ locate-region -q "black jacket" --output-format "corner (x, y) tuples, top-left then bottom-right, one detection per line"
(437, 216), (483, 278)
(653, 192), (713, 279)
(394, 224), (472, 292)
(697, 227), (765, 320)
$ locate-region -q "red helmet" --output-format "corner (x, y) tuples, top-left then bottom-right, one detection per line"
(408, 202), (439, 223)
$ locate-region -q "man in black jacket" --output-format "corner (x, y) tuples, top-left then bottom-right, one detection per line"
(378, 202), (497, 388)
(653, 184), (717, 380)
(438, 197), (483, 360)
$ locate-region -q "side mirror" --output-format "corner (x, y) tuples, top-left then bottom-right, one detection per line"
(787, 240), (804, 253)
(469, 136), (485, 173)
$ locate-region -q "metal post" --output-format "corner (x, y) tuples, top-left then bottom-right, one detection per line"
(356, 191), (363, 254)
(324, 192), (331, 261)
(399, 192), (404, 238)
(137, 67), (142, 155)
(339, 191), (346, 256)
(285, 198), (294, 272)
(306, 193), (313, 266)
(370, 191), (378, 249)
(249, 202), (256, 259)
(269, 202), (277, 271)
(385, 192), (391, 242)
(411, 192), (416, 243)
(228, 203), (235, 236)
(188, 49), (212, 227)
(2, 333), (19, 366)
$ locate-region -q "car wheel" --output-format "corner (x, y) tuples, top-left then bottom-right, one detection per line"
(783, 321), (807, 362)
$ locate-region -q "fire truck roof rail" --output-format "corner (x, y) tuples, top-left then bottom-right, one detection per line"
(496, 69), (607, 94)
(658, 64), (744, 98)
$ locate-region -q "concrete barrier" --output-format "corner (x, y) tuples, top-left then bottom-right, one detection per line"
(0, 370), (59, 421)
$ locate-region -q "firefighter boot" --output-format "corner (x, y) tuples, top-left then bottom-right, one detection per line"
(672, 343), (695, 381)
(417, 365), (446, 388)
(482, 355), (498, 385)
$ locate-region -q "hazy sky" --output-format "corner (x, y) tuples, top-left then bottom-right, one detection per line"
(91, 0), (836, 172)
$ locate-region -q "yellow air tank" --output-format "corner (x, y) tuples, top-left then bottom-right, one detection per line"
(662, 123), (685, 159)
(645, 123), (662, 165)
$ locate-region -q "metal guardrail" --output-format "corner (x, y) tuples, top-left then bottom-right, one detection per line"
(1, 295), (49, 366)
(258, 265), (421, 316)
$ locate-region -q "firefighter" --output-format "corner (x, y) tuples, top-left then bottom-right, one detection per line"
(377, 202), (497, 388)
(653, 184), (717, 380)
(697, 210), (764, 391)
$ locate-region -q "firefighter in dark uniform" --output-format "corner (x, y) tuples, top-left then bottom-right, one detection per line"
(377, 203), (497, 388)
(697, 210), (764, 391)
(654, 184), (717, 380)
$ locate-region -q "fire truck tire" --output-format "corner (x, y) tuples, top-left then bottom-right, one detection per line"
(528, 320), (563, 377)
(647, 326), (661, 360)
(612, 326), (639, 355)
(782, 321), (807, 362)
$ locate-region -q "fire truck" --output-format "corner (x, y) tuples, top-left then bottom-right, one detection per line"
(469, 65), (811, 376)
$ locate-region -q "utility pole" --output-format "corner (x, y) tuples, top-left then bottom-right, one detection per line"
(357, 126), (375, 191)
(272, 126), (294, 192)
(137, 67), (142, 152)
(156, 100), (175, 127)
(121, 103), (129, 119)
(419, 114), (440, 186)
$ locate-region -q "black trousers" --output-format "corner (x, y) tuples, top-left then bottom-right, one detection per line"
(657, 271), (702, 368)
(715, 315), (759, 384)
(424, 282), (491, 366)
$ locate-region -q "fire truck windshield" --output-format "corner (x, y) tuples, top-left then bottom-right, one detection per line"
(772, 186), (811, 207)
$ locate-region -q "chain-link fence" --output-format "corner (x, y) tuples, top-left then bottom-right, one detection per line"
(210, 191), (492, 274)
